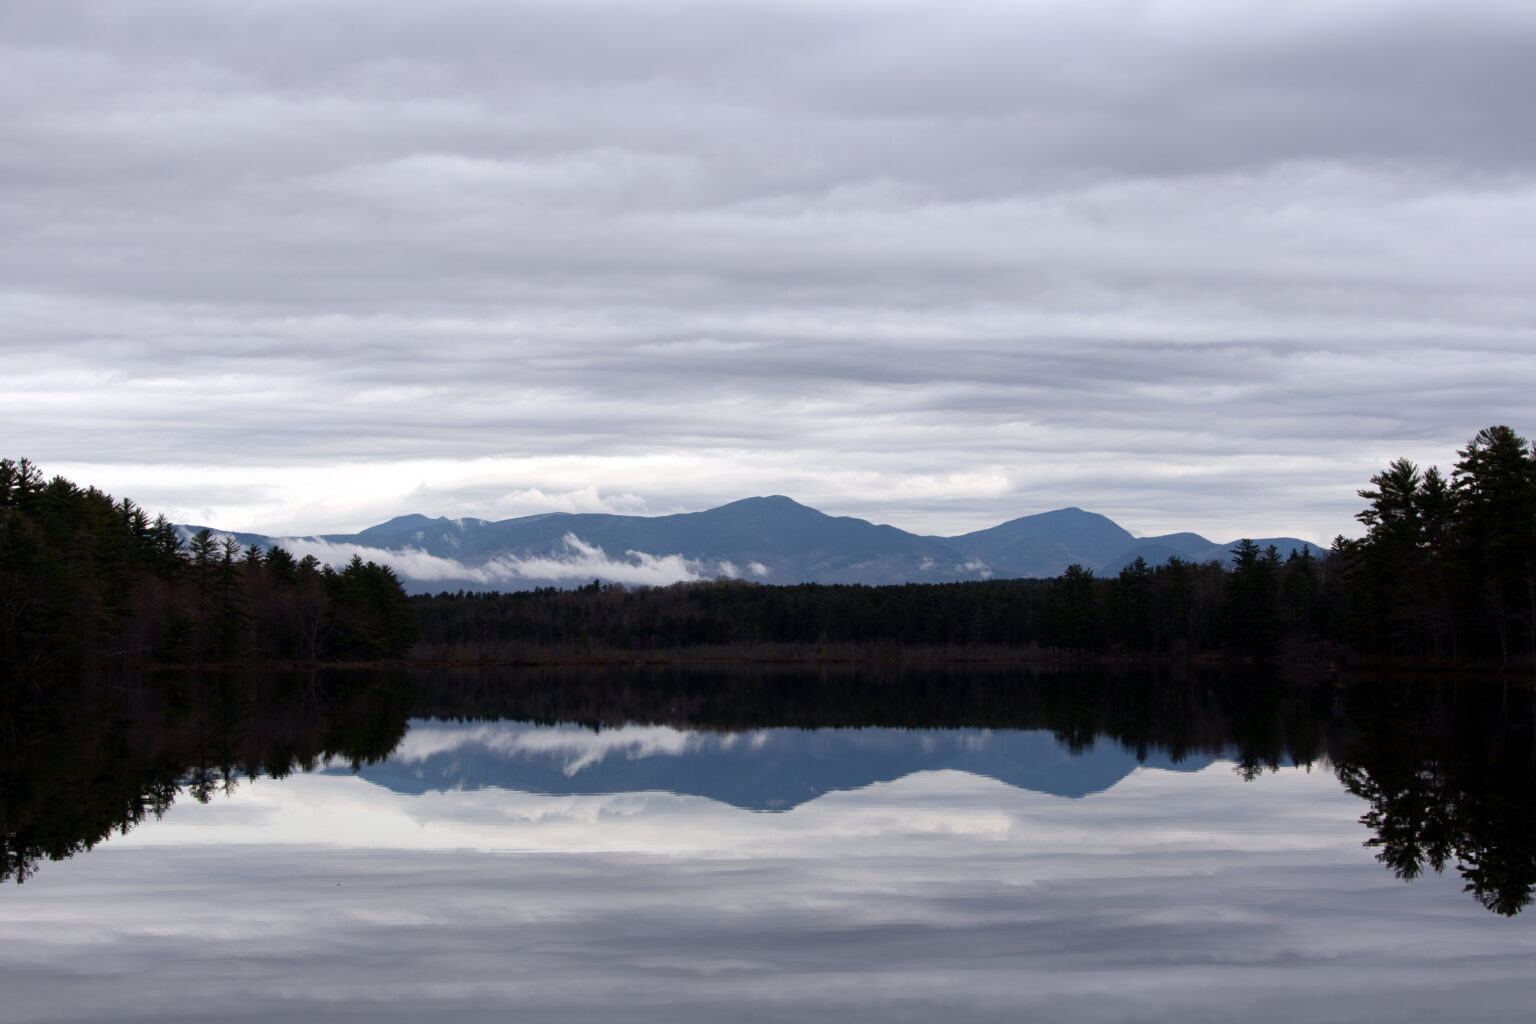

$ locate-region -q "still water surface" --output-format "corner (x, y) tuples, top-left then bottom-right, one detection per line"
(2, 667), (1534, 1022)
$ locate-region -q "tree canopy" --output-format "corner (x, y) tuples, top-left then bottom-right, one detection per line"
(1, 459), (415, 672)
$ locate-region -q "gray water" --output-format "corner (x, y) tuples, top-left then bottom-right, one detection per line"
(3, 668), (1534, 1022)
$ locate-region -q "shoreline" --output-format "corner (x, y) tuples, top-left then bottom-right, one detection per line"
(117, 648), (1531, 677)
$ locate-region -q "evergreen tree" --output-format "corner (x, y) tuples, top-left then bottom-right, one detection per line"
(0, 461), (417, 669)
(1225, 540), (1282, 658)
(1112, 556), (1154, 652)
(1043, 564), (1101, 653)
(1281, 545), (1320, 640)
(1348, 459), (1446, 655)
(1451, 426), (1536, 659)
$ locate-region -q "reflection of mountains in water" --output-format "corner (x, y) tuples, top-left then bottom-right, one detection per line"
(349, 721), (1216, 810)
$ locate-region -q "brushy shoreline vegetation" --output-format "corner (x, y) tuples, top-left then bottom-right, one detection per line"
(4, 425), (1533, 673)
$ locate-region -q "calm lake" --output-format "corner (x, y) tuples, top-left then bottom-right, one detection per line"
(3, 666), (1534, 1022)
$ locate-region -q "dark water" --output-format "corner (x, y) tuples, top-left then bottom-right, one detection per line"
(2, 666), (1535, 1022)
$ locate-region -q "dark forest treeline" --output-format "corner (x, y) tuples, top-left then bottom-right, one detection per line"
(1034, 424), (1536, 663)
(411, 577), (1056, 660)
(7, 425), (1533, 668)
(411, 427), (1536, 666)
(406, 553), (1325, 662)
(0, 458), (415, 672)
(407, 546), (1324, 660)
(1337, 425), (1536, 662)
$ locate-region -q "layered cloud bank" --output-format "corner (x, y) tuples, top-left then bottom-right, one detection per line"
(8, 1), (1536, 543)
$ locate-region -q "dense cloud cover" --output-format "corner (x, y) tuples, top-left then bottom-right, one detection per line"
(6, 0), (1534, 542)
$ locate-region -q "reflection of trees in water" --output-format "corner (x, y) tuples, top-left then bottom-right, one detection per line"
(5, 664), (1534, 916)
(0, 671), (413, 884)
(408, 662), (1337, 769)
(1330, 677), (1536, 917)
(410, 664), (1536, 915)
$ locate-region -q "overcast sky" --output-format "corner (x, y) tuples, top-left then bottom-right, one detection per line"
(7, 0), (1535, 543)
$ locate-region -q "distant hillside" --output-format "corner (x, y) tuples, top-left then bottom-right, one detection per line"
(180, 496), (1320, 594)
(945, 508), (1136, 577)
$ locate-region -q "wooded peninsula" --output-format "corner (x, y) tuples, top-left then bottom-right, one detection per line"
(4, 425), (1534, 673)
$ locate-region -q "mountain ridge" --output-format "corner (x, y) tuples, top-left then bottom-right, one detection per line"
(180, 495), (1322, 594)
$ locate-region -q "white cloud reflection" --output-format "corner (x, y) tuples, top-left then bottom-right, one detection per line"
(395, 722), (723, 777)
(4, 760), (1532, 1023)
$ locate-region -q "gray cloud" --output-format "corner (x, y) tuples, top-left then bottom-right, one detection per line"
(4, 1), (1534, 541)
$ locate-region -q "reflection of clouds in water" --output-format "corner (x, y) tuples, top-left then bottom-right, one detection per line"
(393, 721), (1002, 778)
(8, 764), (1533, 1024)
(961, 731), (994, 751)
(396, 723), (703, 776)
(108, 762), (1359, 859)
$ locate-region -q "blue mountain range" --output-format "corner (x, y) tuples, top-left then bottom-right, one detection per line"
(183, 495), (1319, 592)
